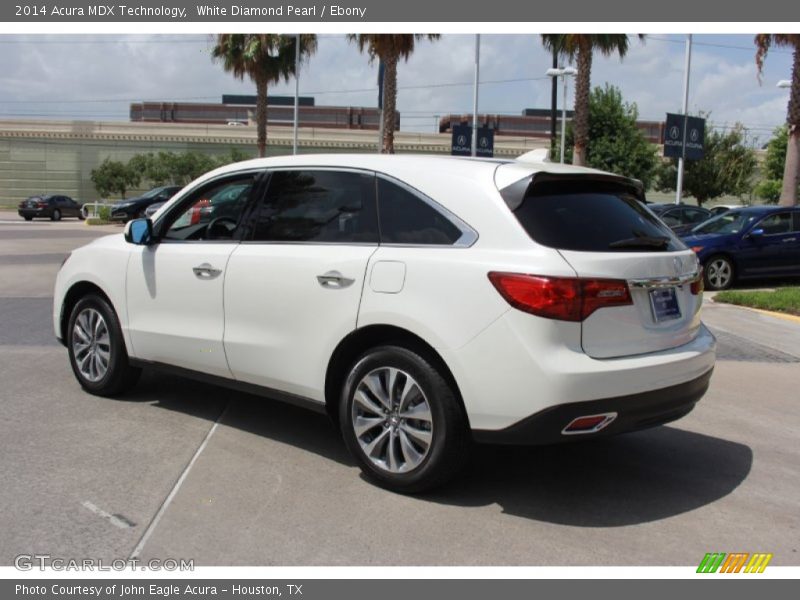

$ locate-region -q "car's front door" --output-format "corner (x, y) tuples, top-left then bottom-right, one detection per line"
(738, 211), (794, 278)
(223, 169), (379, 402)
(125, 172), (260, 377)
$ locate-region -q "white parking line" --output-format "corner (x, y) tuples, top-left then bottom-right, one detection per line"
(128, 401), (230, 559)
(81, 500), (134, 529)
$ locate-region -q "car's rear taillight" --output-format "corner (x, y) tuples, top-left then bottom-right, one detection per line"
(690, 268), (704, 295)
(37, 202), (48, 208)
(488, 272), (632, 322)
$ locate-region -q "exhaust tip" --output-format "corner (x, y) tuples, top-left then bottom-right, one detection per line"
(561, 412), (618, 435)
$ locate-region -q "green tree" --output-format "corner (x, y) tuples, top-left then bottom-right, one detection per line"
(128, 149), (254, 188)
(212, 34), (317, 157)
(213, 147), (252, 167)
(561, 84), (658, 187)
(90, 158), (140, 199)
(754, 126), (793, 203)
(128, 153), (171, 186)
(541, 34), (643, 167)
(348, 34), (440, 154)
(755, 34), (800, 206)
(656, 125), (757, 206)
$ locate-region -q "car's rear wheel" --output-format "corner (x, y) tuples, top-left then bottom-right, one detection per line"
(67, 294), (141, 396)
(704, 255), (734, 291)
(24, 216), (32, 221)
(51, 209), (61, 221)
(340, 346), (470, 493)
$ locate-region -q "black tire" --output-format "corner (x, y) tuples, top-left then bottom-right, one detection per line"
(704, 255), (735, 291)
(66, 294), (141, 396)
(340, 345), (471, 494)
(51, 209), (61, 221)
(24, 216), (33, 221)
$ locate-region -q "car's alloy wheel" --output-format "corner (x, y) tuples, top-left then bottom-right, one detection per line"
(51, 209), (61, 221)
(705, 256), (734, 290)
(67, 294), (141, 396)
(72, 308), (111, 382)
(351, 367), (434, 474)
(340, 346), (470, 493)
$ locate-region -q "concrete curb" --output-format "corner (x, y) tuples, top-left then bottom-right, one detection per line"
(712, 299), (800, 324)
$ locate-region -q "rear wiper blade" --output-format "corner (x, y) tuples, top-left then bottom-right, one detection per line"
(608, 236), (670, 249)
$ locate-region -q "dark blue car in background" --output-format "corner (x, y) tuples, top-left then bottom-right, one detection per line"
(681, 206), (800, 290)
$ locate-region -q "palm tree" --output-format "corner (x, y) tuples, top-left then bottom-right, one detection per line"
(755, 34), (800, 206)
(542, 35), (642, 166)
(212, 34), (317, 157)
(348, 34), (440, 153)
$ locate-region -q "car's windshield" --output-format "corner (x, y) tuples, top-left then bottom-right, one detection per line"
(692, 211), (759, 235)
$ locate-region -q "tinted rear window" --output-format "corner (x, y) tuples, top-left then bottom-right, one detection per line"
(511, 179), (684, 252)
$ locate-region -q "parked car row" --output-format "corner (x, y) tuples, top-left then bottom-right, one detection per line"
(681, 206), (800, 290)
(646, 202), (800, 290)
(16, 186), (183, 223)
(110, 186), (183, 222)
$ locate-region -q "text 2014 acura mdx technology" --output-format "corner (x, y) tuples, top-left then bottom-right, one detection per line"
(54, 154), (716, 492)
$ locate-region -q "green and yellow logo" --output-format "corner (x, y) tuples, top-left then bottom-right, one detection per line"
(697, 553), (773, 573)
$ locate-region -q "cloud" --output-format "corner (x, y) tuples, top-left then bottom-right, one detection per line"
(0, 33), (792, 140)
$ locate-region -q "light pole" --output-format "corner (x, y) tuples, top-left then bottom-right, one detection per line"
(292, 33), (300, 155)
(471, 34), (481, 157)
(546, 66), (577, 164)
(675, 34), (693, 205)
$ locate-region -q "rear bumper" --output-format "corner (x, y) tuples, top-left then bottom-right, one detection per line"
(472, 368), (712, 445)
(18, 209), (46, 218)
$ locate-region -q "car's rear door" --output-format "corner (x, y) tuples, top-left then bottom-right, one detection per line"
(223, 168), (379, 402)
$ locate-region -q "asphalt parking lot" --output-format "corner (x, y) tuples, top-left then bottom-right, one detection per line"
(1, 212), (798, 566)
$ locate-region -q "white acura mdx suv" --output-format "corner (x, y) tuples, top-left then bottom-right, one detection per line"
(54, 154), (716, 492)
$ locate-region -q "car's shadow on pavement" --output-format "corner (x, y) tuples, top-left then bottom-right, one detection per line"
(126, 371), (753, 529)
(428, 428), (752, 527)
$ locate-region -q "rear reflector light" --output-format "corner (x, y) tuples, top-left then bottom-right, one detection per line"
(488, 272), (632, 322)
(562, 412), (617, 435)
(690, 268), (704, 295)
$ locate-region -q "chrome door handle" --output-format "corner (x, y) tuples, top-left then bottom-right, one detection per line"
(193, 263), (222, 279)
(316, 270), (354, 289)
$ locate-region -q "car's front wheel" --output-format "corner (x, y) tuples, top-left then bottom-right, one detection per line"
(67, 294), (141, 396)
(704, 255), (734, 291)
(340, 346), (471, 493)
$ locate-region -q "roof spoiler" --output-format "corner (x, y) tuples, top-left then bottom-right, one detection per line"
(499, 172), (647, 211)
(516, 148), (550, 163)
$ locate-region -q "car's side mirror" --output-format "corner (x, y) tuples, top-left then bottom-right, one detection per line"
(747, 228), (764, 239)
(124, 218), (154, 245)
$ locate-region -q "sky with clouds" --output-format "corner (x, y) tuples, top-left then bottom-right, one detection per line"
(0, 33), (794, 146)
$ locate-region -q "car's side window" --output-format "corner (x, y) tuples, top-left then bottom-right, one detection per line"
(249, 170), (378, 244)
(376, 177), (462, 245)
(792, 212), (800, 233)
(659, 209), (681, 227)
(757, 212), (792, 235)
(684, 208), (708, 223)
(161, 175), (256, 242)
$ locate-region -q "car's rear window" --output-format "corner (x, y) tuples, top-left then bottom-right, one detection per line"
(508, 178), (685, 252)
